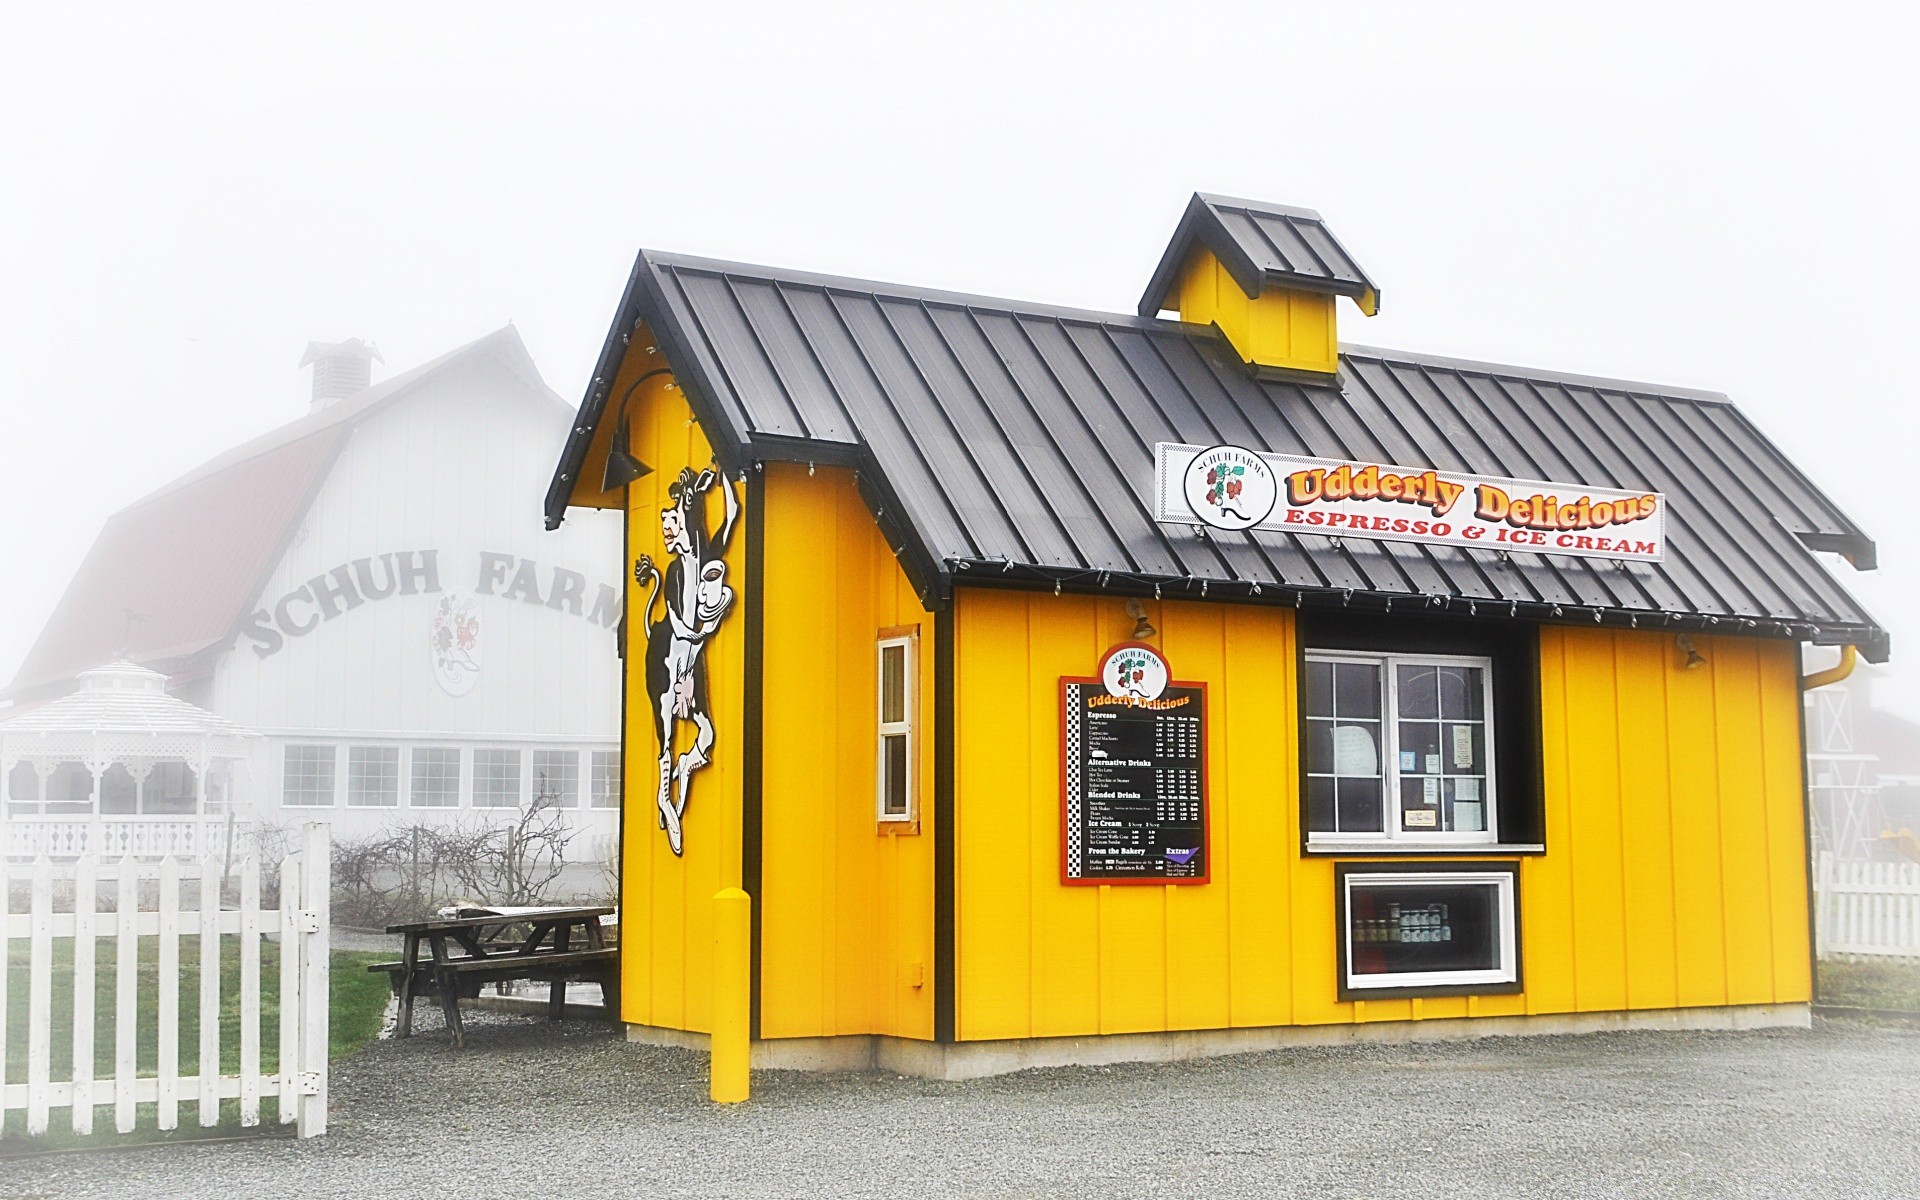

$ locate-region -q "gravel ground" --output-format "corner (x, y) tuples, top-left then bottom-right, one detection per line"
(4, 1014), (1918, 1199)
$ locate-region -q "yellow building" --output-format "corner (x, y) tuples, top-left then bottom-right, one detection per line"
(543, 194), (1886, 1078)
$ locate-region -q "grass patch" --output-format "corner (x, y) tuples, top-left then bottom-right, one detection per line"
(1820, 958), (1920, 1012)
(2, 940), (389, 1150)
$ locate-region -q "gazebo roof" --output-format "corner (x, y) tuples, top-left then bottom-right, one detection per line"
(0, 662), (259, 742)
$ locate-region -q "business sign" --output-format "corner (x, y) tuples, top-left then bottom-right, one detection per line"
(1154, 443), (1664, 562)
(1062, 648), (1208, 886)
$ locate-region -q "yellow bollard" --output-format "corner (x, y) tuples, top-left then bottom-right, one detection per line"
(710, 887), (751, 1103)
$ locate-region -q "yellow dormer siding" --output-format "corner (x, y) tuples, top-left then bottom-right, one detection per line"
(1175, 247), (1340, 376)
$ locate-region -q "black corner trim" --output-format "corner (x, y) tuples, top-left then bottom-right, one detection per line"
(742, 468), (766, 1041)
(933, 604), (957, 1043)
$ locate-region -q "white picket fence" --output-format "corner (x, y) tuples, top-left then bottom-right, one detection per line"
(1816, 853), (1920, 960)
(0, 823), (330, 1139)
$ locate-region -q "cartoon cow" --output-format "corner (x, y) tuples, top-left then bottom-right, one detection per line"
(633, 466), (739, 855)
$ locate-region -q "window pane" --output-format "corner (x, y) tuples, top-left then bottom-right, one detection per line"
(1398, 721), (1441, 774)
(473, 749), (522, 808)
(591, 751), (622, 809)
(1347, 881), (1506, 979)
(1437, 665), (1484, 719)
(410, 748), (461, 808)
(882, 734), (909, 816)
(1331, 724), (1380, 777)
(1399, 775), (1443, 831)
(1337, 777), (1384, 832)
(46, 762), (94, 814)
(1395, 664), (1439, 718)
(881, 644), (906, 725)
(1442, 722), (1484, 775)
(347, 747), (400, 807)
(284, 745), (336, 807)
(1304, 660), (1334, 718)
(1449, 777), (1488, 832)
(532, 750), (580, 808)
(1305, 719), (1334, 775)
(1306, 775), (1336, 832)
(1333, 662), (1381, 719)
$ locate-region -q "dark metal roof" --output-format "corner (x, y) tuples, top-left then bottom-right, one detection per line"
(1138, 193), (1381, 318)
(549, 251), (1887, 662)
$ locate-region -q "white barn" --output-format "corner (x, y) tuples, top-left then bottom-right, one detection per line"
(2, 329), (624, 875)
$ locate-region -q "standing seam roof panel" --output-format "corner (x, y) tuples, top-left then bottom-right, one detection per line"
(568, 253), (1885, 659)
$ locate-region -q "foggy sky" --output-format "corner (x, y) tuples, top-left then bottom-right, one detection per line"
(3, 3), (1912, 712)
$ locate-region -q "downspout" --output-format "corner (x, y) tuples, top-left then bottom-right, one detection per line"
(1801, 644), (1858, 691)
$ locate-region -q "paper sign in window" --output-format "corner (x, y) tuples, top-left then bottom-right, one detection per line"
(1452, 725), (1474, 769)
(1333, 726), (1379, 776)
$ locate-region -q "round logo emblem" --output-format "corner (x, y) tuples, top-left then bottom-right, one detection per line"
(1182, 445), (1277, 531)
(1099, 642), (1170, 702)
(430, 591), (483, 697)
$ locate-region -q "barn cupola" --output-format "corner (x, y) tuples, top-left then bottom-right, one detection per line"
(299, 338), (384, 410)
(1138, 194), (1379, 379)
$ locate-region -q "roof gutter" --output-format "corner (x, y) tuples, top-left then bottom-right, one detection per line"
(1801, 644), (1858, 692)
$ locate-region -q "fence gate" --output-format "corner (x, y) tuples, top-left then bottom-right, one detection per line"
(1, 822), (331, 1139)
(1816, 852), (1920, 960)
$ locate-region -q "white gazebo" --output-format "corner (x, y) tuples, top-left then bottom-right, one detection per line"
(1, 661), (261, 859)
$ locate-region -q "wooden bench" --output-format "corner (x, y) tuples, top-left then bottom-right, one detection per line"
(376, 906), (619, 1046)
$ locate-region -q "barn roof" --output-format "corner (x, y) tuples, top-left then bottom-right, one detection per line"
(7, 327), (558, 700)
(548, 236), (1886, 662)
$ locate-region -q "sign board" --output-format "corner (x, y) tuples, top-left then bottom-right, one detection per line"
(1154, 443), (1664, 562)
(1062, 644), (1209, 885)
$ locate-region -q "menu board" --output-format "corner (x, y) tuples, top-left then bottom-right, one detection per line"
(1061, 678), (1209, 884)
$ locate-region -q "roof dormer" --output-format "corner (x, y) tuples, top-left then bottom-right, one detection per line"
(1139, 194), (1378, 378)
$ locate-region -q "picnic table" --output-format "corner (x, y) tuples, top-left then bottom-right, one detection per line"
(371, 904), (620, 1047)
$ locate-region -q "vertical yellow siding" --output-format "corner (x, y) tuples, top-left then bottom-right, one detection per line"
(615, 358), (747, 1034)
(1173, 248), (1337, 374)
(951, 594), (1811, 1041)
(757, 463), (935, 1041)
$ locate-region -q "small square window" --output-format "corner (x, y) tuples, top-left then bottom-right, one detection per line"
(473, 749), (523, 808)
(347, 746), (400, 807)
(283, 745), (337, 807)
(532, 750), (581, 809)
(1337, 864), (1520, 997)
(410, 748), (462, 808)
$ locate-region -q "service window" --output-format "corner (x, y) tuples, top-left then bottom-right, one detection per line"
(1337, 863), (1520, 997)
(876, 632), (917, 822)
(1304, 653), (1496, 845)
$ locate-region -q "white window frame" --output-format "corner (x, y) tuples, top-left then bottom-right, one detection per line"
(282, 743), (339, 808)
(472, 747), (525, 809)
(1341, 869), (1519, 991)
(590, 750), (622, 810)
(407, 746), (464, 809)
(1304, 650), (1498, 848)
(875, 632), (917, 823)
(531, 748), (583, 809)
(345, 744), (402, 808)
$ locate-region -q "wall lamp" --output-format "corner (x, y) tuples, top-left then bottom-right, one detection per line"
(1675, 634), (1706, 670)
(1125, 598), (1157, 640)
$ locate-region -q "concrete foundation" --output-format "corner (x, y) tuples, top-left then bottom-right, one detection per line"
(626, 1001), (1812, 1081)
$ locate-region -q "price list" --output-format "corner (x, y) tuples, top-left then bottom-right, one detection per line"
(1062, 680), (1209, 883)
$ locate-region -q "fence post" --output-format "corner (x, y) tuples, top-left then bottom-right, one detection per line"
(115, 857), (137, 1133)
(71, 854), (96, 1135)
(27, 856), (52, 1136)
(296, 822), (330, 1138)
(710, 887), (751, 1104)
(0, 853), (9, 1138)
(278, 850), (300, 1125)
